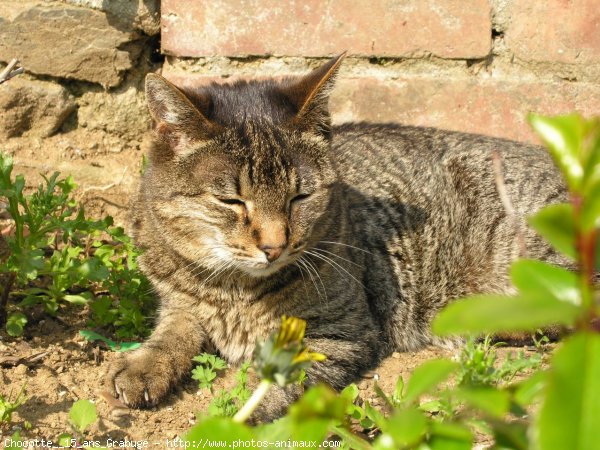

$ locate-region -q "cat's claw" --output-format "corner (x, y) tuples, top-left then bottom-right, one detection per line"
(144, 390), (149, 402)
(122, 390), (129, 405)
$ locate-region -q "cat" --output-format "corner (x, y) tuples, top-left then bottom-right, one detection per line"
(107, 53), (567, 419)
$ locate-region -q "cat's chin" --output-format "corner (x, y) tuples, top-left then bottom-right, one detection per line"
(238, 261), (288, 278)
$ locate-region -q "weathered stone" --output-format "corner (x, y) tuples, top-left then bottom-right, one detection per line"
(162, 70), (600, 144)
(77, 80), (151, 140)
(507, 0), (600, 65)
(0, 77), (76, 139)
(0, 2), (141, 87)
(62, 0), (160, 36)
(161, 0), (491, 59)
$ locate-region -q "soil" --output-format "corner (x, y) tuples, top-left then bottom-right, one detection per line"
(0, 308), (453, 446)
(0, 306), (538, 448)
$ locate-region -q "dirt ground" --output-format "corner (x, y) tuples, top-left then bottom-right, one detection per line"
(0, 307), (455, 446)
(0, 128), (538, 449)
(0, 305), (539, 448)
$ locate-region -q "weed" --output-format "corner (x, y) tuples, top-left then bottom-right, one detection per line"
(0, 384), (26, 426)
(0, 154), (154, 338)
(191, 353), (228, 391)
(206, 362), (252, 418)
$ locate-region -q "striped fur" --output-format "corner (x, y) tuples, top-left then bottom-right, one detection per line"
(107, 56), (567, 420)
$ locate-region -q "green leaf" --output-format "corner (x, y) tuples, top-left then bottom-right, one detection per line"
(432, 294), (580, 336)
(581, 179), (600, 231)
(385, 408), (427, 447)
(57, 433), (72, 447)
(6, 312), (27, 337)
(429, 422), (472, 450)
(69, 399), (97, 434)
(528, 113), (584, 192)
(535, 332), (600, 450)
(514, 370), (546, 407)
(511, 259), (580, 306)
(63, 292), (93, 305)
(184, 417), (254, 444)
(79, 330), (140, 352)
(528, 203), (576, 259)
(331, 425), (372, 450)
(403, 359), (458, 403)
(454, 387), (510, 417)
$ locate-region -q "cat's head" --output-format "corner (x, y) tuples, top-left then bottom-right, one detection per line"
(142, 54), (345, 278)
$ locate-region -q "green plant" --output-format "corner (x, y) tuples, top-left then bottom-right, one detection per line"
(205, 362), (252, 418)
(57, 399), (101, 449)
(0, 384), (26, 426)
(0, 154), (154, 338)
(192, 353), (228, 391)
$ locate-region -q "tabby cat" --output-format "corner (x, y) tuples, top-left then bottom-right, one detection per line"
(107, 54), (566, 419)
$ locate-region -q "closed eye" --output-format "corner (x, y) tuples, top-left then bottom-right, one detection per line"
(292, 193), (312, 202)
(217, 198), (246, 207)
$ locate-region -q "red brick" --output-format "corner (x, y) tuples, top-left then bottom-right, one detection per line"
(507, 0), (600, 65)
(162, 69), (600, 145)
(161, 0), (491, 59)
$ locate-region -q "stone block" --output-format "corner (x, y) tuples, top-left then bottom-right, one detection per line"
(0, 2), (142, 87)
(0, 77), (76, 139)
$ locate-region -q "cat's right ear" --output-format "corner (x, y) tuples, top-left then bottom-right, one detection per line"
(145, 73), (216, 157)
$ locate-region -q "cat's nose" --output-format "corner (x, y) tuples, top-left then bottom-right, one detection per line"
(260, 245), (284, 262)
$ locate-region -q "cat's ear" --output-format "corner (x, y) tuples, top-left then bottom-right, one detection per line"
(282, 52), (346, 136)
(145, 73), (216, 157)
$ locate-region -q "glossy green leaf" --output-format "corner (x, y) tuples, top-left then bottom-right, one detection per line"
(403, 359), (458, 404)
(535, 333), (600, 450)
(69, 399), (97, 434)
(454, 387), (510, 417)
(528, 113), (583, 191)
(184, 417), (254, 444)
(433, 294), (580, 336)
(528, 203), (576, 259)
(511, 259), (580, 306)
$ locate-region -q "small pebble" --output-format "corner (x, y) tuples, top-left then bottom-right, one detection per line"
(14, 364), (28, 376)
(392, 352), (401, 359)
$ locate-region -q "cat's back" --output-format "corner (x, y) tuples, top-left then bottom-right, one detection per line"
(330, 122), (563, 213)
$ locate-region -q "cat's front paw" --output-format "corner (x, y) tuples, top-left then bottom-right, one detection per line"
(107, 349), (173, 408)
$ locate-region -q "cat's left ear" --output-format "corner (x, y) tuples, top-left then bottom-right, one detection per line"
(282, 52), (346, 137)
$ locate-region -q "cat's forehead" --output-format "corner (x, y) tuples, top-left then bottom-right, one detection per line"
(187, 79), (297, 127)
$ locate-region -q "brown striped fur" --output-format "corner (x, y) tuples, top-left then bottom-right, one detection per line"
(107, 55), (567, 419)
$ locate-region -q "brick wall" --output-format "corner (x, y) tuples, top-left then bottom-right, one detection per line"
(160, 0), (600, 144)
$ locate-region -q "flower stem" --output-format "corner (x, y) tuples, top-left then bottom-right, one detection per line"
(233, 379), (271, 423)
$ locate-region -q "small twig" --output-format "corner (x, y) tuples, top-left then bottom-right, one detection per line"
(0, 58), (24, 84)
(491, 150), (527, 257)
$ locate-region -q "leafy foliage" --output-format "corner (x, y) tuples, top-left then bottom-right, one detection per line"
(192, 353), (228, 390)
(0, 154), (154, 339)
